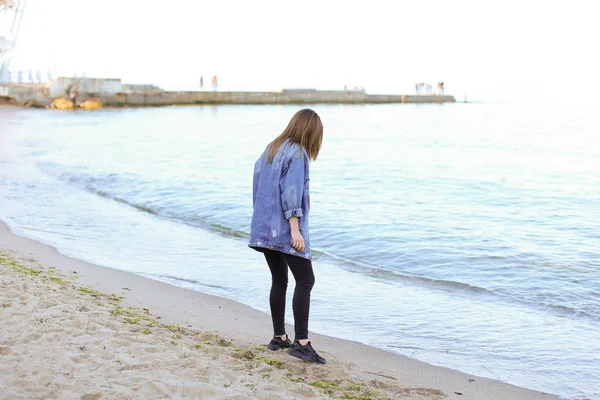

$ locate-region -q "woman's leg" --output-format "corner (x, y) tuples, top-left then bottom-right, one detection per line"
(263, 250), (288, 337)
(283, 254), (315, 341)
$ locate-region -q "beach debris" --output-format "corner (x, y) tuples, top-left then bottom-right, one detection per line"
(240, 350), (255, 360)
(49, 98), (74, 110)
(217, 338), (233, 347)
(455, 392), (463, 395)
(79, 99), (103, 109)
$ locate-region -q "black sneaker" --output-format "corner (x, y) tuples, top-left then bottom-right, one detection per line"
(287, 341), (326, 364)
(267, 336), (292, 350)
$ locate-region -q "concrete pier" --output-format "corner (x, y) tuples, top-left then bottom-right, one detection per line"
(0, 78), (455, 108)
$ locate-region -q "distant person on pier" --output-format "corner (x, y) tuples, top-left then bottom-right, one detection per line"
(416, 82), (425, 94)
(69, 85), (77, 106)
(200, 76), (204, 90)
(211, 75), (218, 91)
(437, 82), (444, 95)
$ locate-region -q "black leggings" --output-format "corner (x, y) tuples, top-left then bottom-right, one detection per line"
(263, 249), (315, 340)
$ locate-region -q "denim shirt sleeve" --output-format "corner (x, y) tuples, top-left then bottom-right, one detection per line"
(279, 151), (306, 219)
(252, 158), (260, 207)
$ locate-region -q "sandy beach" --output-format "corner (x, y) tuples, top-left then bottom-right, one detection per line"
(0, 220), (559, 399)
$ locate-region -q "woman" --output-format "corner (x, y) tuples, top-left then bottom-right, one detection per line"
(249, 109), (325, 364)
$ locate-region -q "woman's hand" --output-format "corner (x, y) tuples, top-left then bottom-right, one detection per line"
(291, 229), (306, 252)
(288, 217), (305, 252)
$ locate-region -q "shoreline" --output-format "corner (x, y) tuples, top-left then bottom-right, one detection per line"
(0, 219), (559, 399)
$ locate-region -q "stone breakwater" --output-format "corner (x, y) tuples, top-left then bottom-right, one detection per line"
(0, 78), (455, 107)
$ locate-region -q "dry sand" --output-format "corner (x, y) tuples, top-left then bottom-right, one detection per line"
(0, 221), (559, 399)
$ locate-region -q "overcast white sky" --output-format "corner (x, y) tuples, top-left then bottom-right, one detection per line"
(8, 0), (600, 100)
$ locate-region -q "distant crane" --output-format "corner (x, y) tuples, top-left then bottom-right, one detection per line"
(0, 0), (27, 83)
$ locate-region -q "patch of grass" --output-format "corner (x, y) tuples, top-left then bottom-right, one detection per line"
(1, 254), (42, 276)
(307, 380), (386, 400)
(143, 329), (151, 335)
(346, 383), (362, 392)
(123, 316), (141, 325)
(254, 345), (265, 351)
(311, 379), (338, 394)
(163, 324), (188, 334)
(1, 253), (74, 287)
(256, 356), (284, 369)
(78, 287), (106, 298)
(110, 294), (122, 303)
(285, 373), (305, 383)
(111, 306), (157, 327)
(194, 344), (201, 349)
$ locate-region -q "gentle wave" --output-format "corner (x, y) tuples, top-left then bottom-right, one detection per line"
(320, 250), (597, 320)
(143, 273), (230, 291)
(37, 162), (249, 240)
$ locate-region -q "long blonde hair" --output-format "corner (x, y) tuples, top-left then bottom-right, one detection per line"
(266, 109), (323, 164)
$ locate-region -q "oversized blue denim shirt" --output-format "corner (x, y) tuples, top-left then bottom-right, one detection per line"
(249, 140), (311, 259)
